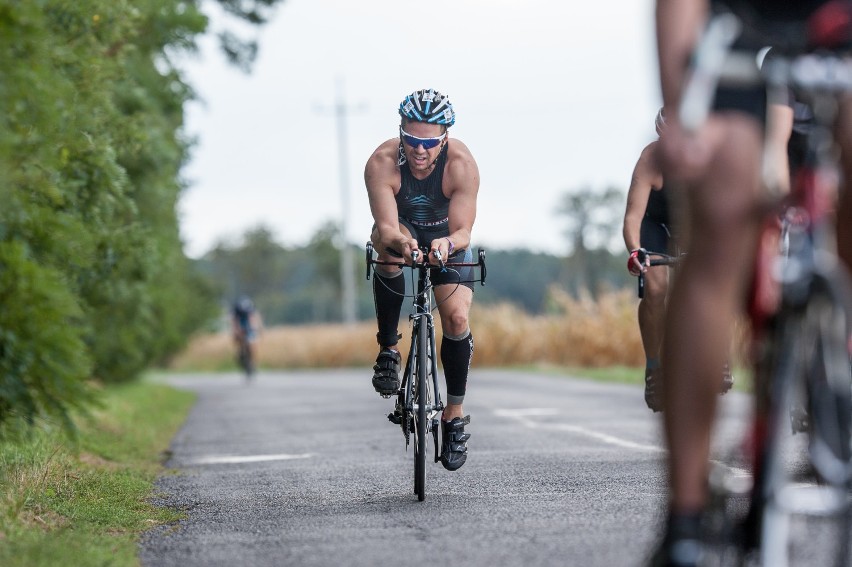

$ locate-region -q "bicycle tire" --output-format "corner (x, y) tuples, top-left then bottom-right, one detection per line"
(754, 278), (852, 567)
(414, 318), (428, 502)
(238, 342), (254, 379)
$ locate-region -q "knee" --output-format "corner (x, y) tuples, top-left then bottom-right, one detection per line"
(443, 310), (469, 336)
(643, 282), (668, 307)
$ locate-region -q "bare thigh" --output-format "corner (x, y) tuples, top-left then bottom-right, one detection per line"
(433, 284), (473, 337)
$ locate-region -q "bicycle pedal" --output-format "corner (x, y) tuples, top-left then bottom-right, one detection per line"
(388, 411), (402, 425)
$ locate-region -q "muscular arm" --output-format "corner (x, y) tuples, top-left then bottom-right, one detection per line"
(441, 141), (480, 255)
(657, 0), (723, 179)
(364, 140), (418, 260)
(656, 0), (708, 112)
(623, 143), (661, 252)
(764, 102), (794, 194)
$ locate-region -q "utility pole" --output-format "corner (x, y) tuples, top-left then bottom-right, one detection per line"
(331, 77), (361, 324)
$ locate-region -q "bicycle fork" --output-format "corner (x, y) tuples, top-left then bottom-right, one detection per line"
(409, 310), (444, 462)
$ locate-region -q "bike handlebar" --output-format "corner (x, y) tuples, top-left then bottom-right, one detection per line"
(365, 242), (487, 286)
(637, 251), (683, 299)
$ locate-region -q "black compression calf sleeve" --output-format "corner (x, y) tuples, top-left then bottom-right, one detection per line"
(373, 268), (405, 347)
(441, 330), (473, 405)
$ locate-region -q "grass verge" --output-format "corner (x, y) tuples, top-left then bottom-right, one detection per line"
(0, 380), (195, 567)
(567, 364), (752, 392)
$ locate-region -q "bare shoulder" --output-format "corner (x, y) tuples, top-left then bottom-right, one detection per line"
(635, 141), (662, 176)
(365, 138), (401, 190)
(445, 138), (480, 193)
(446, 138), (477, 168)
(366, 138), (400, 170)
(639, 140), (659, 161)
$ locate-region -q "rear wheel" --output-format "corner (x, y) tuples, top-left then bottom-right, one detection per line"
(238, 341), (254, 379)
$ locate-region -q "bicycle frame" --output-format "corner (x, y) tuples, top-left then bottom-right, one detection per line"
(400, 253), (443, 447)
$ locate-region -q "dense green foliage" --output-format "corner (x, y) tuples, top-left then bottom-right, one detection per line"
(0, 0), (290, 433)
(198, 222), (634, 326)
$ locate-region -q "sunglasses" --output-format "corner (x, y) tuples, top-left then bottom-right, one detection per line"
(399, 127), (446, 150)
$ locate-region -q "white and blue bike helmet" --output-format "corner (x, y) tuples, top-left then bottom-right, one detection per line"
(398, 89), (455, 126)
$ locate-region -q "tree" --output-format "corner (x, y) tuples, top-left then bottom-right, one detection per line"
(556, 185), (625, 294)
(212, 0), (285, 72)
(0, 0), (289, 435)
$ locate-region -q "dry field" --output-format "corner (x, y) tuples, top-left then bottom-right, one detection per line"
(168, 287), (752, 375)
(167, 288), (659, 371)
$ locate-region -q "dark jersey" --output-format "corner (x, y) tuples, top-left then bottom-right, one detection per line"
(714, 0), (831, 21)
(396, 142), (450, 227)
(645, 186), (669, 226)
(641, 184), (674, 255)
(232, 304), (253, 330)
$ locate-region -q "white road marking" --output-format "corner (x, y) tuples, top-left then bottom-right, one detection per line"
(494, 408), (756, 479)
(494, 408), (663, 453)
(188, 453), (315, 465)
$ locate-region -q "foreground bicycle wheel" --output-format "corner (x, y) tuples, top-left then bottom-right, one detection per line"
(413, 318), (428, 502)
(755, 280), (851, 567)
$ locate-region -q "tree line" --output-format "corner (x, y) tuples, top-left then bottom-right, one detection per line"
(0, 0), (286, 436)
(199, 183), (633, 327)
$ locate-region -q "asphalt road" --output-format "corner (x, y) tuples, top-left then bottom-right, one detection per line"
(140, 369), (751, 567)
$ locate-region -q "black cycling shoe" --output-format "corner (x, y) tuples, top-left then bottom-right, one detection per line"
(647, 512), (703, 567)
(372, 348), (401, 397)
(440, 415), (471, 471)
(645, 368), (664, 412)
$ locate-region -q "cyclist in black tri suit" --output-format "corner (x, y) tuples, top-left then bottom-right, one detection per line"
(651, 1), (852, 565)
(364, 88), (480, 471)
(624, 109), (676, 412)
(625, 109), (738, 412)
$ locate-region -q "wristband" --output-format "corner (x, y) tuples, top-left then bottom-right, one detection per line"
(445, 237), (454, 255)
(627, 248), (646, 274)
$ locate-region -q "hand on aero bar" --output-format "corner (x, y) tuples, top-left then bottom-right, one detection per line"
(627, 248), (648, 276)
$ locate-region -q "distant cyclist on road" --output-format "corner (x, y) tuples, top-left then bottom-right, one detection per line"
(364, 88), (480, 471)
(624, 108), (733, 412)
(623, 108), (678, 411)
(231, 295), (262, 373)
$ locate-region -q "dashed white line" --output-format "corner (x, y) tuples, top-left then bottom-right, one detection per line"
(494, 408), (754, 480)
(187, 453), (314, 465)
(494, 408), (663, 453)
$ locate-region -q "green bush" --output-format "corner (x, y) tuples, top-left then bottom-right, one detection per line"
(0, 0), (220, 434)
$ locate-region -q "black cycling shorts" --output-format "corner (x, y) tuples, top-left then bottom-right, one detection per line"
(379, 218), (476, 291)
(713, 83), (767, 125)
(640, 217), (674, 256)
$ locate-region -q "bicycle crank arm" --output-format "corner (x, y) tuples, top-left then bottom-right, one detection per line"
(432, 418), (440, 463)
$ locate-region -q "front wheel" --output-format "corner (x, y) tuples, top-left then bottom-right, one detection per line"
(413, 319), (428, 501)
(757, 282), (852, 567)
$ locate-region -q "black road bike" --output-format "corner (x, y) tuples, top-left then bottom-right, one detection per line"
(365, 242), (486, 501)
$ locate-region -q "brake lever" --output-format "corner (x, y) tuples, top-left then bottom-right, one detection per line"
(432, 249), (446, 271)
(365, 242), (374, 280)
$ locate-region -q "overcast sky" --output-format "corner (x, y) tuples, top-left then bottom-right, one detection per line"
(178, 0), (660, 258)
